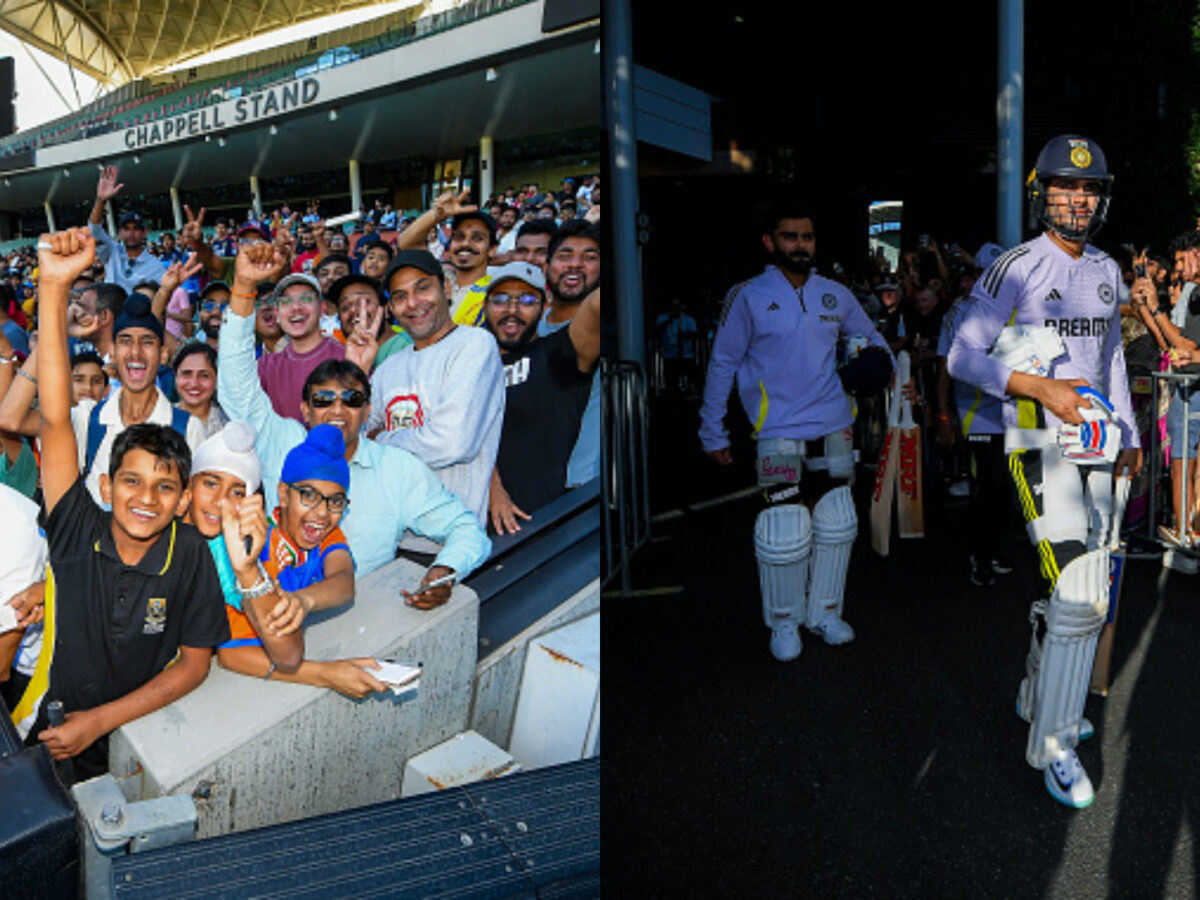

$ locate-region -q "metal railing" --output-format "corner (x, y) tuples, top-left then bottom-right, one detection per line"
(466, 479), (600, 659)
(601, 359), (651, 592)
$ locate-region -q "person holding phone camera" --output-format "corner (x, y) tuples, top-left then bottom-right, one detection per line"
(216, 240), (490, 595)
(1130, 243), (1200, 547)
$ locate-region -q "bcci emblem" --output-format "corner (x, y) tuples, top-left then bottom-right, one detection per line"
(1097, 283), (1115, 305)
(1068, 140), (1092, 169)
(821, 293), (837, 310)
(143, 597), (166, 635)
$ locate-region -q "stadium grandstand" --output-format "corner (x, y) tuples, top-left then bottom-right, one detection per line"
(0, 0), (601, 241)
(0, 0), (603, 892)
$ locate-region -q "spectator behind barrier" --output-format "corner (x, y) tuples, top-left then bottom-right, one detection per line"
(538, 220), (602, 488)
(484, 261), (600, 534)
(397, 189), (494, 324)
(217, 239), (489, 583)
(15, 227), (229, 785)
(511, 219), (556, 274)
(210, 425), (389, 696)
(88, 166), (167, 294)
(172, 342), (228, 439)
(328, 273), (390, 355)
(0, 484), (49, 712)
(0, 324), (41, 496)
(363, 249), (505, 538)
(256, 272), (345, 424)
(70, 351), (108, 405)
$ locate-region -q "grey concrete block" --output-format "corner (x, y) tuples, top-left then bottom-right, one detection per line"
(470, 579), (599, 751)
(110, 558), (479, 838)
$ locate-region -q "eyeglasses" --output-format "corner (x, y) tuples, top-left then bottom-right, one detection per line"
(290, 483), (350, 515)
(308, 388), (367, 409)
(275, 293), (320, 309)
(200, 300), (229, 312)
(487, 292), (541, 308)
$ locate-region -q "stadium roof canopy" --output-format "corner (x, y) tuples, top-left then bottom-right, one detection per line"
(0, 0), (406, 85)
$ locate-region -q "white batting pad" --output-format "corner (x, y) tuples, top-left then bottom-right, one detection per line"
(807, 486), (857, 630)
(754, 504), (812, 629)
(1024, 549), (1110, 769)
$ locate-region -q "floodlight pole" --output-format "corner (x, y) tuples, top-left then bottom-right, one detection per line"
(997, 0), (1023, 248)
(603, 0), (644, 371)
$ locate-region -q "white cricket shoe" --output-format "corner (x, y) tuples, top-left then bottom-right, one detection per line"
(811, 615), (855, 645)
(1045, 745), (1095, 809)
(769, 623), (802, 661)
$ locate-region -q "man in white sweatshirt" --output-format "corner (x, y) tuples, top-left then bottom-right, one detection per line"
(366, 250), (504, 542)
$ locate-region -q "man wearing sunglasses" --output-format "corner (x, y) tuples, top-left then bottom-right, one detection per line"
(483, 262), (600, 535)
(87, 166), (166, 295)
(218, 241), (490, 597)
(196, 281), (231, 350)
(256, 272), (346, 425)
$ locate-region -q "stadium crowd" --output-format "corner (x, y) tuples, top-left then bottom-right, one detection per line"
(0, 166), (600, 784)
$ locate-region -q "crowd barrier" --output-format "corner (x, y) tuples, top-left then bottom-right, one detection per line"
(601, 359), (650, 593)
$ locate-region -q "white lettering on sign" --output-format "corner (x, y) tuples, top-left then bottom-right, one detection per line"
(123, 78), (321, 150)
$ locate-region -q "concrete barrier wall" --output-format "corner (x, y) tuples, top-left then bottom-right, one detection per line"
(469, 580), (600, 752)
(109, 557), (479, 839)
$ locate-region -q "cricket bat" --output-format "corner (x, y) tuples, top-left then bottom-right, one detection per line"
(896, 351), (924, 539)
(869, 357), (903, 556)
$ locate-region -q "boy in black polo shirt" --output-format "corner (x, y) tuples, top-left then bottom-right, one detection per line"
(11, 228), (228, 783)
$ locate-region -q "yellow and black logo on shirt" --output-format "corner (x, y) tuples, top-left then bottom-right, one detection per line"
(143, 597), (167, 634)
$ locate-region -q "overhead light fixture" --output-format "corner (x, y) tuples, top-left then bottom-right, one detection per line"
(269, 124), (278, 135)
(3, 179), (9, 187)
(329, 109), (338, 122)
(486, 67), (498, 82)
(594, 39), (600, 54)
(218, 137), (226, 147)
(205, 134), (211, 142)
(97, 162), (104, 171)
(62, 168), (70, 177)
(133, 154), (141, 164)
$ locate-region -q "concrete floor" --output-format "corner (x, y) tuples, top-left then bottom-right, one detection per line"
(604, 397), (1200, 897)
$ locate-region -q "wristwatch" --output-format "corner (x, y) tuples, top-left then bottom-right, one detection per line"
(238, 562), (275, 600)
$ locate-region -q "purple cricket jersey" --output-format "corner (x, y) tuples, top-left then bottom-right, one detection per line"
(699, 267), (892, 451)
(947, 234), (1138, 448)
